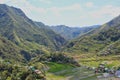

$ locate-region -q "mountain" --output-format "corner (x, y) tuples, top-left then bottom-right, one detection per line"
(64, 15), (120, 55)
(0, 4), (66, 49)
(0, 4), (66, 61)
(35, 22), (66, 49)
(50, 25), (100, 40)
(0, 3), (120, 80)
(0, 36), (25, 62)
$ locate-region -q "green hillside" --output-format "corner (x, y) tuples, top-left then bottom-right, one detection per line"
(0, 3), (120, 80)
(50, 25), (100, 40)
(0, 4), (72, 79)
(0, 4), (66, 50)
(64, 15), (120, 55)
(0, 36), (24, 62)
(0, 4), (67, 62)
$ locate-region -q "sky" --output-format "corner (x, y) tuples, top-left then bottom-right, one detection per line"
(0, 0), (120, 27)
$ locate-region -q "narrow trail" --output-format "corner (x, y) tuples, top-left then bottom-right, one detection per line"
(68, 74), (95, 80)
(78, 74), (95, 80)
(66, 76), (73, 80)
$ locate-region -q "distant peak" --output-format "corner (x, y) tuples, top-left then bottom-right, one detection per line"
(0, 4), (7, 6)
(0, 4), (8, 9)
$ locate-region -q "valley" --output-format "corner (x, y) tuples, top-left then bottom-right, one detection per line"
(0, 3), (120, 80)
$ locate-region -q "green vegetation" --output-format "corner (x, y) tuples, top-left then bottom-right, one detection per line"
(80, 75), (97, 80)
(64, 15), (120, 60)
(0, 4), (120, 80)
(0, 36), (24, 62)
(64, 15), (120, 55)
(50, 25), (99, 40)
(0, 4), (66, 62)
(0, 60), (46, 80)
(47, 62), (75, 73)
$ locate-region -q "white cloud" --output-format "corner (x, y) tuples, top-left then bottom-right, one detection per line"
(49, 3), (81, 11)
(38, 0), (51, 4)
(85, 2), (94, 8)
(91, 5), (120, 18)
(6, 0), (47, 17)
(62, 4), (82, 11)
(1, 0), (81, 17)
(0, 0), (46, 14)
(48, 4), (82, 16)
(0, 0), (8, 4)
(0, 0), (120, 26)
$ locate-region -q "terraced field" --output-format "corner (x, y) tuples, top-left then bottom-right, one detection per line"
(46, 54), (120, 80)
(45, 62), (98, 80)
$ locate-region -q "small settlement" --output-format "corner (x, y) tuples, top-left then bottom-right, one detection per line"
(95, 63), (120, 78)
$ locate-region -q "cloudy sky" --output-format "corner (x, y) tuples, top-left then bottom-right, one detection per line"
(0, 0), (120, 27)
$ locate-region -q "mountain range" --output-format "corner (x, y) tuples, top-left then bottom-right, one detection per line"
(0, 4), (66, 61)
(0, 4), (120, 64)
(50, 25), (100, 40)
(64, 15), (120, 55)
(0, 4), (120, 80)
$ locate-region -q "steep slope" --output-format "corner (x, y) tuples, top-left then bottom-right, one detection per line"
(0, 36), (24, 62)
(64, 15), (120, 55)
(50, 25), (100, 40)
(35, 22), (66, 49)
(0, 4), (66, 50)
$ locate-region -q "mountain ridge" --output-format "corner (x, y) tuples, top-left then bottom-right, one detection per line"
(64, 14), (120, 55)
(50, 25), (100, 40)
(0, 4), (66, 62)
(0, 4), (66, 49)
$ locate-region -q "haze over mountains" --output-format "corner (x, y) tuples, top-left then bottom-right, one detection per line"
(50, 25), (100, 40)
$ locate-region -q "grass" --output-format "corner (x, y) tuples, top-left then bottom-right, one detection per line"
(75, 54), (120, 68)
(45, 54), (120, 80)
(46, 62), (97, 80)
(81, 59), (120, 68)
(46, 73), (65, 80)
(46, 62), (75, 73)
(46, 62), (76, 80)
(80, 75), (97, 80)
(69, 67), (95, 80)
(51, 52), (120, 79)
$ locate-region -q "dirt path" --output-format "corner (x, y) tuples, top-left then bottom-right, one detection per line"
(79, 74), (95, 79)
(66, 76), (73, 80)
(66, 73), (95, 80)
